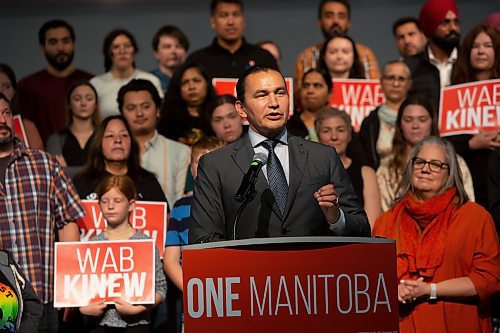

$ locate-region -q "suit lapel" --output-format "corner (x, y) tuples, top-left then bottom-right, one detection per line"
(283, 136), (307, 219)
(231, 137), (254, 174)
(231, 136), (283, 219)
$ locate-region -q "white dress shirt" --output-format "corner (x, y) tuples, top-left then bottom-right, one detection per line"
(428, 46), (458, 88)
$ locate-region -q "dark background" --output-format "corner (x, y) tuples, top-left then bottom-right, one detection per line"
(1, 0), (497, 79)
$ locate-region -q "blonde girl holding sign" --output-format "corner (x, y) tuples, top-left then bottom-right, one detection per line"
(79, 175), (166, 333)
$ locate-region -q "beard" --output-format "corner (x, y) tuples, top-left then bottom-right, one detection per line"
(0, 125), (13, 151)
(432, 31), (460, 53)
(321, 24), (347, 39)
(44, 51), (74, 71)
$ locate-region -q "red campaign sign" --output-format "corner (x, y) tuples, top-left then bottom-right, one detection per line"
(13, 115), (29, 147)
(79, 200), (167, 256)
(438, 79), (500, 136)
(212, 77), (295, 116)
(328, 79), (385, 132)
(183, 242), (399, 333)
(54, 239), (155, 307)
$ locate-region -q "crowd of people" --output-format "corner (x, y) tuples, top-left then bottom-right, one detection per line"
(0, 0), (499, 332)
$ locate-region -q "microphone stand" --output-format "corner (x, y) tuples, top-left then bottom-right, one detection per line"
(232, 184), (256, 240)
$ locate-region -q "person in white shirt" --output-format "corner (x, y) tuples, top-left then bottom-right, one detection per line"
(118, 79), (190, 206)
(91, 29), (163, 119)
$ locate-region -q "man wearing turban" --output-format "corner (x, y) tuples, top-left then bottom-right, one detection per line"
(404, 0), (460, 108)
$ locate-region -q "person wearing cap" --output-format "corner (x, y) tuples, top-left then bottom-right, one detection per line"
(404, 0), (460, 108)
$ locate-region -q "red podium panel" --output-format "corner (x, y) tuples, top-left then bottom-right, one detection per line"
(182, 237), (398, 333)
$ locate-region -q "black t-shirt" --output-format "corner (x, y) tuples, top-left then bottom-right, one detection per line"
(186, 38), (278, 80)
(0, 155), (11, 187)
(72, 170), (169, 209)
(0, 272), (20, 332)
(61, 129), (94, 167)
(346, 158), (365, 207)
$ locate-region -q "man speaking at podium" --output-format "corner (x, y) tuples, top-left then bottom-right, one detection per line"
(189, 66), (370, 243)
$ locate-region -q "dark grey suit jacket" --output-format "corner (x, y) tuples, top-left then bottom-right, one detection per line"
(188, 135), (370, 243)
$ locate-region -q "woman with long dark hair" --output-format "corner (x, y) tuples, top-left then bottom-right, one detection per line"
(288, 68), (333, 141)
(46, 80), (100, 177)
(158, 62), (217, 145)
(73, 115), (166, 203)
(318, 34), (365, 80)
(449, 24), (500, 209)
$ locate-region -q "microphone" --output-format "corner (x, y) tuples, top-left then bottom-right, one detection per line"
(235, 152), (268, 202)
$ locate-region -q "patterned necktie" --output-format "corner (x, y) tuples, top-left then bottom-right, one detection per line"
(262, 139), (288, 214)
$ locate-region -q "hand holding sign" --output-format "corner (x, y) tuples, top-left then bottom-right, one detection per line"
(439, 80), (500, 136)
(54, 240), (155, 308)
(79, 301), (107, 316)
(114, 297), (147, 316)
(468, 130), (500, 150)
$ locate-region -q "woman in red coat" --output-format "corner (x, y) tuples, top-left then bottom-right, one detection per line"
(373, 136), (499, 332)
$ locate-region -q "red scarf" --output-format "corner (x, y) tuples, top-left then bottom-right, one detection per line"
(389, 188), (458, 279)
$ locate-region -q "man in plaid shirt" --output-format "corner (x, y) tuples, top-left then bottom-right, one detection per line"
(0, 93), (84, 333)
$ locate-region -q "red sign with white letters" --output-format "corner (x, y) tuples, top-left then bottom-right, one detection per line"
(328, 79), (385, 132)
(438, 79), (500, 136)
(54, 239), (155, 307)
(79, 200), (167, 256)
(13, 115), (28, 146)
(182, 240), (398, 333)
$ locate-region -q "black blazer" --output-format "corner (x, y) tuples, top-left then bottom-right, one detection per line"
(189, 135), (370, 243)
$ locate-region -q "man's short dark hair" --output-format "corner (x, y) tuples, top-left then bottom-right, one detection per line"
(210, 0), (243, 15)
(318, 0), (351, 19)
(392, 17), (423, 36)
(151, 25), (190, 52)
(38, 19), (75, 45)
(236, 66), (285, 104)
(117, 79), (162, 112)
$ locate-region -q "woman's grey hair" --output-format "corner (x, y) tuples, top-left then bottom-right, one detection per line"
(394, 136), (469, 205)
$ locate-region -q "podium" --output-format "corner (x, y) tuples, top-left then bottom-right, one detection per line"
(182, 237), (399, 333)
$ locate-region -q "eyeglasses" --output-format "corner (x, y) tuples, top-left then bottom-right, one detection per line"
(382, 75), (409, 84)
(412, 157), (449, 172)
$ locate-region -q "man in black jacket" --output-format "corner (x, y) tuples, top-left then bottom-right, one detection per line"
(404, 0), (460, 108)
(189, 66), (370, 243)
(186, 0), (278, 80)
